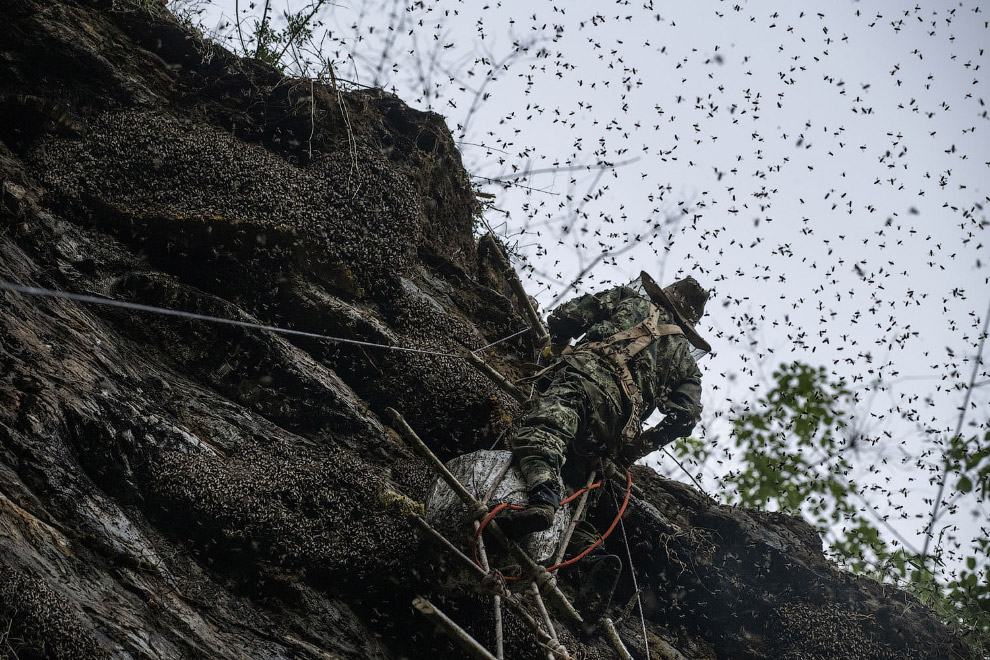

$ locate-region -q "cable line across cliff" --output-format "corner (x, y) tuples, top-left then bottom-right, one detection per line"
(0, 281), (531, 358)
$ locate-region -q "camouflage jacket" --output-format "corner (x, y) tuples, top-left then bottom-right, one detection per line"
(547, 285), (703, 459)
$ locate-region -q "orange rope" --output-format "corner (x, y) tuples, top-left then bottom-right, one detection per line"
(472, 469), (632, 578)
(547, 468), (631, 572)
(560, 481), (602, 506)
(473, 502), (522, 567)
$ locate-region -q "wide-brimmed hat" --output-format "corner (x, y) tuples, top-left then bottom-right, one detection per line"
(640, 271), (711, 353)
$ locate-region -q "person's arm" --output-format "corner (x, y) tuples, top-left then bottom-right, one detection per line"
(546, 287), (628, 343)
(656, 358), (703, 443)
(621, 349), (703, 464)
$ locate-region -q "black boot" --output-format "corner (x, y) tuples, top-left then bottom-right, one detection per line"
(577, 551), (622, 626)
(497, 503), (555, 539)
(497, 482), (560, 540)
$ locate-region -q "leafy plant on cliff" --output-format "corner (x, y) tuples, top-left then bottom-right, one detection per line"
(725, 363), (889, 569)
(238, 0), (329, 70)
(167, 0), (332, 75)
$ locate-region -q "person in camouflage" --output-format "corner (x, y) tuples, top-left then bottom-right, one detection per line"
(501, 271), (710, 537)
(498, 272), (709, 622)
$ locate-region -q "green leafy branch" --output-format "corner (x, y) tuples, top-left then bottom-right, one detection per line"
(677, 360), (989, 644)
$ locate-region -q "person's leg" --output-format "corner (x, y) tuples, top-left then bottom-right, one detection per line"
(512, 368), (590, 495)
(504, 358), (623, 538)
(501, 369), (588, 537)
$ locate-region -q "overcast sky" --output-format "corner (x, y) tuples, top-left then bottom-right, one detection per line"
(196, 0), (989, 575)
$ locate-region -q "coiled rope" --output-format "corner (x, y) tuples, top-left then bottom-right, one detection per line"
(0, 281), (529, 357)
(473, 467), (633, 578)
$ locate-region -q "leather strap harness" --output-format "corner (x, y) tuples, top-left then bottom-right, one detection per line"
(576, 304), (683, 444)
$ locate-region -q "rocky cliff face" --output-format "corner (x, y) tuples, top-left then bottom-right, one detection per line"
(0, 1), (973, 658)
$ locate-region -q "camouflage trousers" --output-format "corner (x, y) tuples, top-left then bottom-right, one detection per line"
(512, 353), (625, 496)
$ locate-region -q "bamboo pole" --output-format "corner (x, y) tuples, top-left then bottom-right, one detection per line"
(493, 593), (504, 660)
(387, 408), (485, 518)
(386, 407), (583, 624)
(480, 522), (584, 626)
(411, 515), (570, 658)
(479, 458), (507, 660)
(411, 516), (489, 581)
(602, 618), (634, 660)
(481, 232), (550, 347)
(553, 470), (598, 566)
(413, 597), (498, 660)
(474, 520), (504, 660)
(457, 346), (527, 403)
(505, 271), (550, 347)
(529, 582), (561, 660)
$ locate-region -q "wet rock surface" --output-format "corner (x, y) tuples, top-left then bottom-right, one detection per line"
(0, 1), (972, 658)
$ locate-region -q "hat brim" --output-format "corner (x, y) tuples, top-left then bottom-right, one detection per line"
(640, 271), (712, 354)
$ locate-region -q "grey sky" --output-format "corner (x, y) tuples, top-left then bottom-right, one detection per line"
(195, 0), (988, 574)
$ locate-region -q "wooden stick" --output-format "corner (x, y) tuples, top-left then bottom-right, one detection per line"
(488, 527), (583, 624)
(457, 346), (527, 403)
(505, 271), (550, 347)
(413, 597), (498, 660)
(412, 515), (567, 656)
(493, 593), (504, 660)
(602, 618), (634, 660)
(412, 516), (489, 581)
(553, 470), (597, 566)
(474, 520), (504, 660)
(529, 582), (561, 660)
(387, 407), (584, 624)
(387, 408), (485, 517)
(481, 233), (550, 346)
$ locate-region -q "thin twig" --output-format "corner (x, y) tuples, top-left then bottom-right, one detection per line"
(553, 470), (597, 566)
(487, 158), (641, 184)
(457, 141), (513, 155)
(482, 459), (514, 505)
(457, 40), (541, 141)
(308, 78), (315, 160)
(371, 0), (405, 86)
(661, 447), (708, 496)
(921, 293), (990, 564)
(327, 59), (359, 193)
(471, 174), (561, 196)
(234, 0), (247, 55)
(546, 210), (675, 309)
